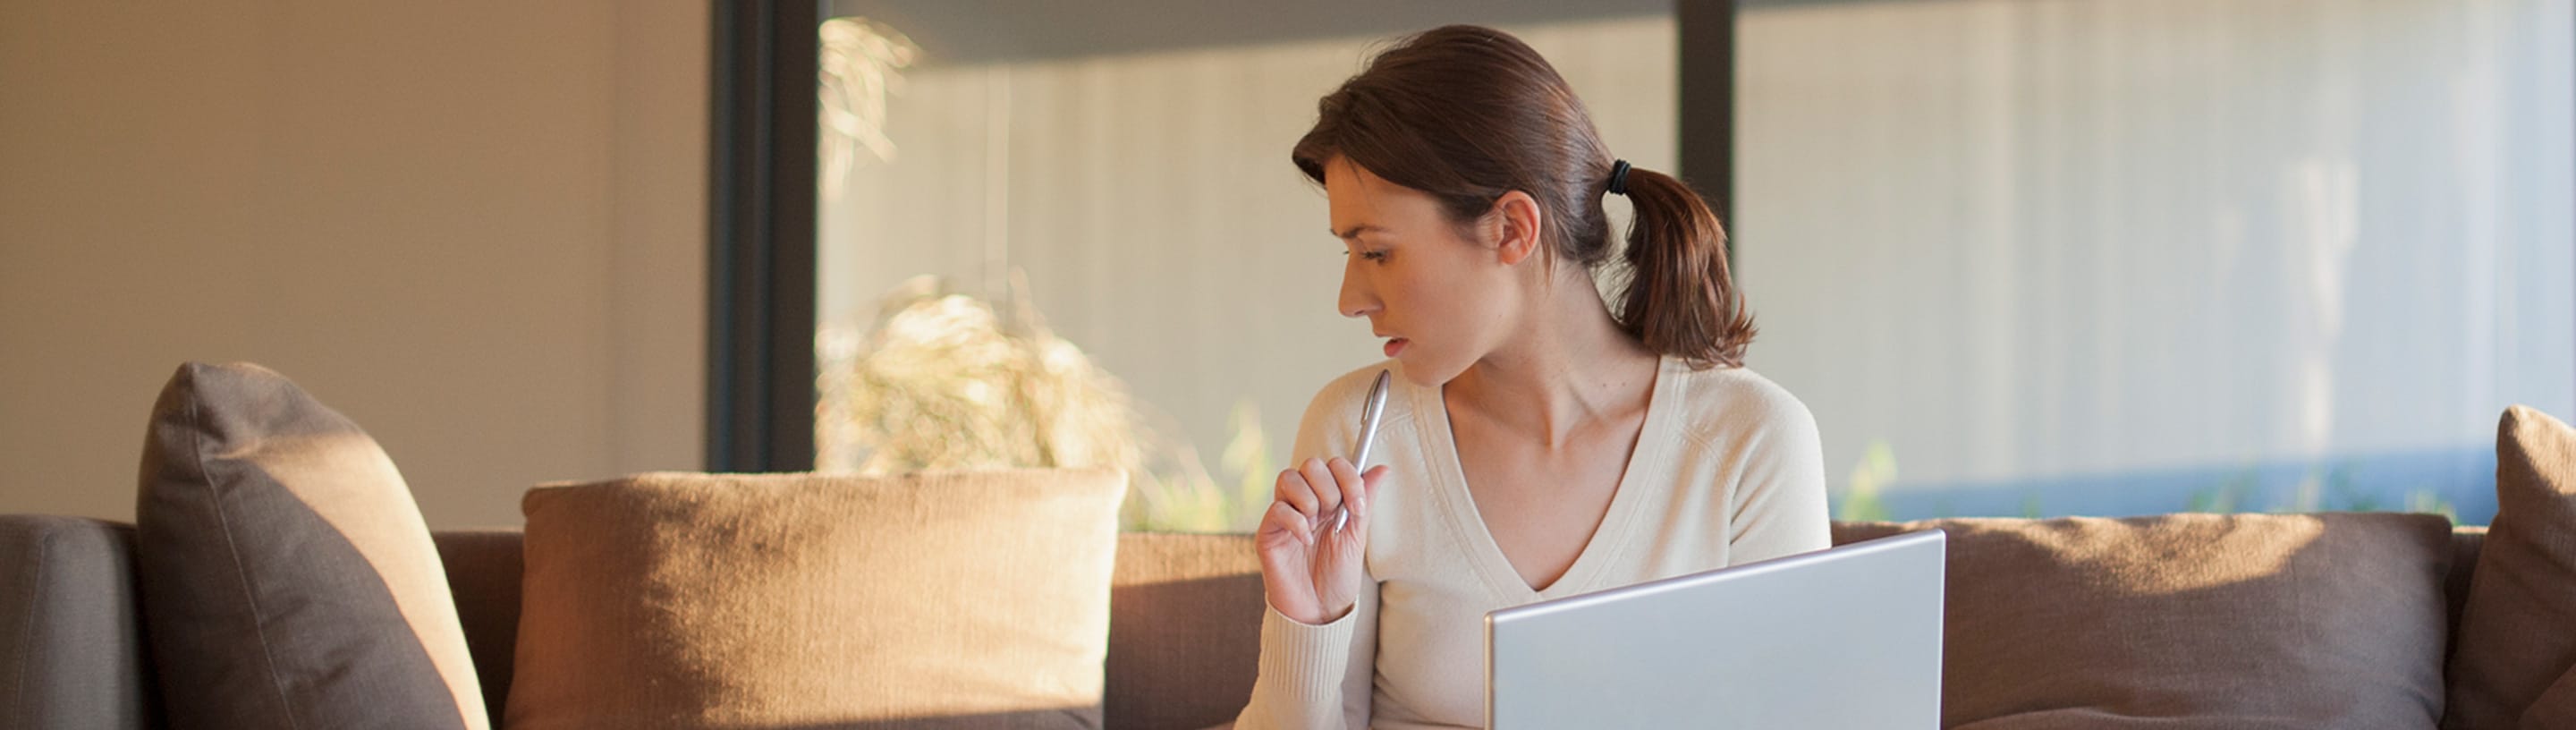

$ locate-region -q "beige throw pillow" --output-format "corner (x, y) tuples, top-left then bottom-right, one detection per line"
(135, 362), (488, 729)
(1835, 512), (2453, 729)
(507, 469), (1126, 730)
(2446, 406), (2576, 730)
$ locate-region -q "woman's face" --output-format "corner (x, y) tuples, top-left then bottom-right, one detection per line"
(1323, 157), (1520, 386)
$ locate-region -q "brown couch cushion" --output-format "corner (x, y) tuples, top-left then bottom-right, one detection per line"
(433, 530), (524, 730)
(134, 362), (487, 730)
(1106, 532), (1262, 730)
(507, 469), (1125, 730)
(2446, 406), (2576, 730)
(1835, 512), (2453, 729)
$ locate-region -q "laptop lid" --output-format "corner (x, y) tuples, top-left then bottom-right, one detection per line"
(1485, 530), (1946, 729)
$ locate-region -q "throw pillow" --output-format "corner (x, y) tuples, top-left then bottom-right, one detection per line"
(506, 469), (1126, 730)
(1835, 512), (2453, 729)
(2445, 405), (2576, 730)
(134, 362), (487, 729)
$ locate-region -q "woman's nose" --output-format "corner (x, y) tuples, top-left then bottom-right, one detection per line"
(1337, 267), (1376, 319)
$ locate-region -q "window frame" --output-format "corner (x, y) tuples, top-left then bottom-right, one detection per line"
(708, 0), (821, 472)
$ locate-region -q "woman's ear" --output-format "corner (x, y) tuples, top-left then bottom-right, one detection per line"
(1488, 191), (1545, 266)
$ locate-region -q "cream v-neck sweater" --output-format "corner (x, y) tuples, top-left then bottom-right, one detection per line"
(1232, 356), (1833, 730)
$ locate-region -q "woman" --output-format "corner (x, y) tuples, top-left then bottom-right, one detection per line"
(1235, 25), (1832, 729)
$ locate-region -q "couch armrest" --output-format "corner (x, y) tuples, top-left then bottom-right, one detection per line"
(0, 515), (157, 729)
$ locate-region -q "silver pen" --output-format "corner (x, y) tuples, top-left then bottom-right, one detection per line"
(1329, 369), (1393, 533)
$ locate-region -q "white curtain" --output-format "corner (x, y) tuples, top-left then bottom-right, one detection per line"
(1736, 0), (2573, 522)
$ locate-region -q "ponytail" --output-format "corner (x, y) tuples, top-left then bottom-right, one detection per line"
(1614, 166), (1756, 369)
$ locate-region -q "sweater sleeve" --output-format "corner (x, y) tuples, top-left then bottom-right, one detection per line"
(1234, 578), (1377, 729)
(1233, 368), (1384, 729)
(1724, 381), (1834, 565)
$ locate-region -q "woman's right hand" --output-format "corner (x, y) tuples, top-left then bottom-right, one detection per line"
(1256, 456), (1389, 625)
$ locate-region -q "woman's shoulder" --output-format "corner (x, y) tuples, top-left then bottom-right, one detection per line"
(1292, 359), (1411, 451)
(1308, 359), (1401, 407)
(1671, 362), (1818, 441)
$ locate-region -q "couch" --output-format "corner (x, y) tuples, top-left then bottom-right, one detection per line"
(0, 514), (2498, 729)
(13, 363), (2570, 728)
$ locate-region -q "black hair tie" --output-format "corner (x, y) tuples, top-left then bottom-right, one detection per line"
(1606, 159), (1632, 196)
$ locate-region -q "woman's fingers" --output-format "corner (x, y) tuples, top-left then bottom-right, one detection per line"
(1274, 468), (1318, 519)
(1299, 457), (1343, 518)
(1258, 499), (1311, 547)
(1277, 458), (1388, 537)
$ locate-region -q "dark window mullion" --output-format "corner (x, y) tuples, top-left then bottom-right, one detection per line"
(1679, 0), (1736, 266)
(708, 0), (820, 473)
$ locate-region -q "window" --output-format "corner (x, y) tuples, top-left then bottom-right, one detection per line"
(1735, 0), (2573, 523)
(801, 3), (1679, 531)
(716, 1), (2572, 529)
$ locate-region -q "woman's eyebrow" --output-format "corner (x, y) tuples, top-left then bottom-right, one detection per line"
(1332, 225), (1385, 241)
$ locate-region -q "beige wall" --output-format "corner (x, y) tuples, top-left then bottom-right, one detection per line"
(0, 0), (708, 528)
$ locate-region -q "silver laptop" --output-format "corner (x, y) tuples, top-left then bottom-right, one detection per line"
(1486, 530), (1946, 729)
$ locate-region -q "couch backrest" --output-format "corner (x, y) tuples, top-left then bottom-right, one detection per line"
(431, 530), (523, 730)
(2442, 526), (2488, 659)
(428, 525), (2490, 730)
(1103, 532), (1264, 730)
(0, 516), (2489, 730)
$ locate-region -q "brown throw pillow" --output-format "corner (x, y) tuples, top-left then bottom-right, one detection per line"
(1835, 512), (2453, 729)
(135, 362), (488, 730)
(2446, 405), (2576, 730)
(507, 469), (1126, 730)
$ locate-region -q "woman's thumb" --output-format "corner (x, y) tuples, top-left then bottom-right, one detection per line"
(1357, 465), (1391, 519)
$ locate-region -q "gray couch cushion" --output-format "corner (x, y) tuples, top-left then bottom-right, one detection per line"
(135, 362), (487, 730)
(0, 515), (157, 729)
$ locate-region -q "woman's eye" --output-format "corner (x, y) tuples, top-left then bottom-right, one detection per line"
(1360, 250), (1390, 262)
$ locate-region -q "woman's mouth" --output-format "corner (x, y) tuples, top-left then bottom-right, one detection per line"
(1384, 337), (1409, 358)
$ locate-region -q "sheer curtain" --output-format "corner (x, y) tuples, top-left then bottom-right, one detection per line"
(1736, 0), (2573, 522)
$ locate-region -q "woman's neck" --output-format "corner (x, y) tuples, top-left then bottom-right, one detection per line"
(1445, 276), (1662, 450)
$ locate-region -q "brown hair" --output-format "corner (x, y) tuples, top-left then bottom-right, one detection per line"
(1292, 24), (1756, 369)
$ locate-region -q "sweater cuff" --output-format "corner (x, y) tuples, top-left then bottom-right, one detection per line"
(1258, 603), (1358, 709)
